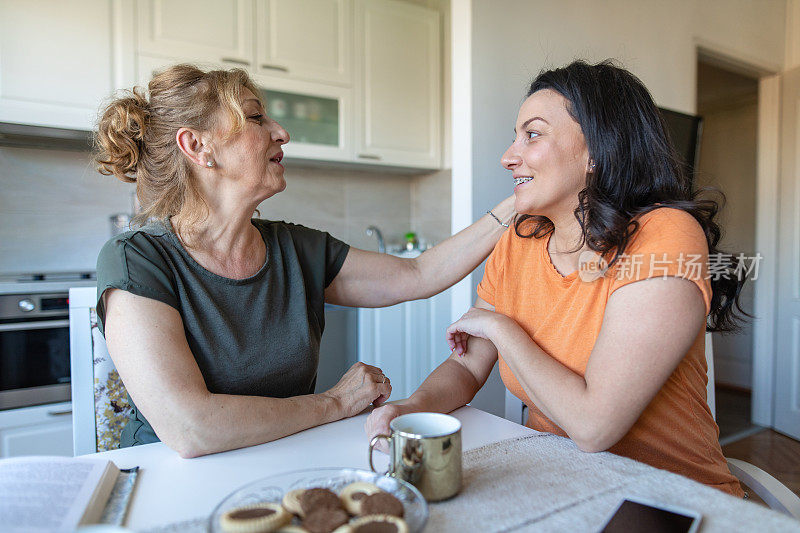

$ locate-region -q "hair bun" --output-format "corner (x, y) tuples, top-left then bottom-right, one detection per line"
(95, 87), (150, 182)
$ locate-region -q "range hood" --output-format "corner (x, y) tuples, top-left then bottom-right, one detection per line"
(0, 122), (94, 151)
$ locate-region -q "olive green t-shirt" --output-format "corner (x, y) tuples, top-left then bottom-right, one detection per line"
(95, 219), (350, 447)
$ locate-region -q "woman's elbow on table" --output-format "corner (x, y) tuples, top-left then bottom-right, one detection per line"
(569, 420), (628, 454)
(158, 423), (212, 459)
(147, 400), (221, 458)
(573, 436), (612, 454)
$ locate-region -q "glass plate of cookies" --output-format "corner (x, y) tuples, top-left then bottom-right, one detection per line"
(208, 467), (428, 533)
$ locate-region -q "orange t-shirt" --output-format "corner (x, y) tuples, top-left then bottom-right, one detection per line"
(477, 207), (743, 496)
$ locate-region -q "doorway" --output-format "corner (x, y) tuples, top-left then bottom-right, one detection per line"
(695, 59), (760, 443)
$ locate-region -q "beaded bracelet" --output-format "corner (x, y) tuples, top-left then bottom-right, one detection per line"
(487, 210), (509, 228)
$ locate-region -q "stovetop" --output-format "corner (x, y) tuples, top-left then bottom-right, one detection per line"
(0, 271), (97, 295)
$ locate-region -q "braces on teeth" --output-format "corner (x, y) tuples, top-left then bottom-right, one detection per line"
(514, 177), (533, 185)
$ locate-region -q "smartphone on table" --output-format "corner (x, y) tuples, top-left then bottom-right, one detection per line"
(600, 496), (702, 533)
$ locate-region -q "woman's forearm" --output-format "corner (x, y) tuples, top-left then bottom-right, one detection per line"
(166, 391), (344, 457)
(324, 197), (514, 308)
(487, 319), (597, 444)
(395, 359), (482, 414)
(409, 196), (515, 299)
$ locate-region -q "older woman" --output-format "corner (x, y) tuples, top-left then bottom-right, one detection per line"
(367, 60), (747, 496)
(95, 64), (514, 457)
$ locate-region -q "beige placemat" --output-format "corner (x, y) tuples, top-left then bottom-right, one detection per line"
(426, 434), (800, 532)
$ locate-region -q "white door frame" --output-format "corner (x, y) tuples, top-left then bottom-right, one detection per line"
(695, 43), (781, 428)
(449, 0), (474, 322)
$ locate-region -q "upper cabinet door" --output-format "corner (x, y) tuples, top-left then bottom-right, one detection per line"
(137, 0), (254, 68)
(355, 0), (440, 169)
(0, 0), (116, 130)
(256, 0), (352, 86)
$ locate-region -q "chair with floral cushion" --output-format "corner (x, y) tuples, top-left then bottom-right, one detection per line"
(69, 287), (133, 455)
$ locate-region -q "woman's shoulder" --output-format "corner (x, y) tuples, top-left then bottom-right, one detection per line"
(636, 206), (701, 230)
(634, 207), (705, 239)
(97, 221), (173, 278)
(626, 207), (708, 254)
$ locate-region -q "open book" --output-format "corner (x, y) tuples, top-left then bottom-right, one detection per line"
(0, 456), (130, 532)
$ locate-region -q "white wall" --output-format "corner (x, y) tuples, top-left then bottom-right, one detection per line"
(462, 0), (787, 417)
(786, 0), (800, 69)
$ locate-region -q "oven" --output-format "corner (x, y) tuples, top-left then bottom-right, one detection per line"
(0, 292), (71, 410)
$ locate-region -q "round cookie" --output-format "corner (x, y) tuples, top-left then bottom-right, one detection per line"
(340, 482), (384, 515)
(301, 508), (349, 533)
(348, 515), (409, 533)
(358, 492), (404, 518)
(282, 489), (306, 516)
(299, 488), (342, 516)
(220, 502), (292, 533)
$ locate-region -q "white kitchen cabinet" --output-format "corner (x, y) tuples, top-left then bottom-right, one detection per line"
(133, 0), (441, 170)
(256, 0), (352, 86)
(255, 75), (355, 162)
(0, 0), (117, 130)
(0, 401), (74, 458)
(136, 53), (230, 86)
(354, 0), (441, 169)
(358, 289), (451, 400)
(136, 54), (354, 163)
(137, 0), (254, 70)
(137, 0), (352, 87)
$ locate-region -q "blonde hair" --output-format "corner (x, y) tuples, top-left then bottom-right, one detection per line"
(95, 64), (262, 233)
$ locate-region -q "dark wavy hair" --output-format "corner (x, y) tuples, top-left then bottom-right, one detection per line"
(516, 59), (747, 332)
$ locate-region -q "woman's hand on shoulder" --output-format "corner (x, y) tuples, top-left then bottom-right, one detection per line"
(323, 362), (392, 419)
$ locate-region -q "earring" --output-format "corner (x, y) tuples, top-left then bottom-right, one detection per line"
(588, 161), (596, 172)
(206, 160), (214, 168)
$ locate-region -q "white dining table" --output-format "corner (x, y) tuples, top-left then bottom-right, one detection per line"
(92, 406), (800, 532)
(92, 406), (536, 531)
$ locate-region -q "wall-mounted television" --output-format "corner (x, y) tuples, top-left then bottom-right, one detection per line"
(658, 107), (703, 190)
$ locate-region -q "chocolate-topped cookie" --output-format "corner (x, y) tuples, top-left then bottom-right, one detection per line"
(300, 488), (342, 516)
(282, 489), (306, 516)
(220, 502), (292, 532)
(347, 515), (409, 533)
(340, 482), (384, 515)
(301, 508), (349, 533)
(359, 492), (404, 518)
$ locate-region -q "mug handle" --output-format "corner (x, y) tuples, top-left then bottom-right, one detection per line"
(369, 434), (392, 475)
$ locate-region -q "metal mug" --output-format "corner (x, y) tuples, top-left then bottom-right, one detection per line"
(369, 412), (462, 502)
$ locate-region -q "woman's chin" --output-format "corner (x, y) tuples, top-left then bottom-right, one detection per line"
(514, 197), (542, 216)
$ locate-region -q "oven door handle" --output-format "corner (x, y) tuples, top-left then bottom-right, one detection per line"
(0, 319), (70, 331)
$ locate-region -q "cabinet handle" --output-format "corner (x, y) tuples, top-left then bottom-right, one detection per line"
(221, 57), (251, 66)
(358, 154), (382, 161)
(260, 64), (289, 73)
(47, 409), (72, 417)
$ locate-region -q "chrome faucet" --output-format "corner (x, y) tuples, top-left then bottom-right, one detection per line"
(365, 226), (386, 253)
